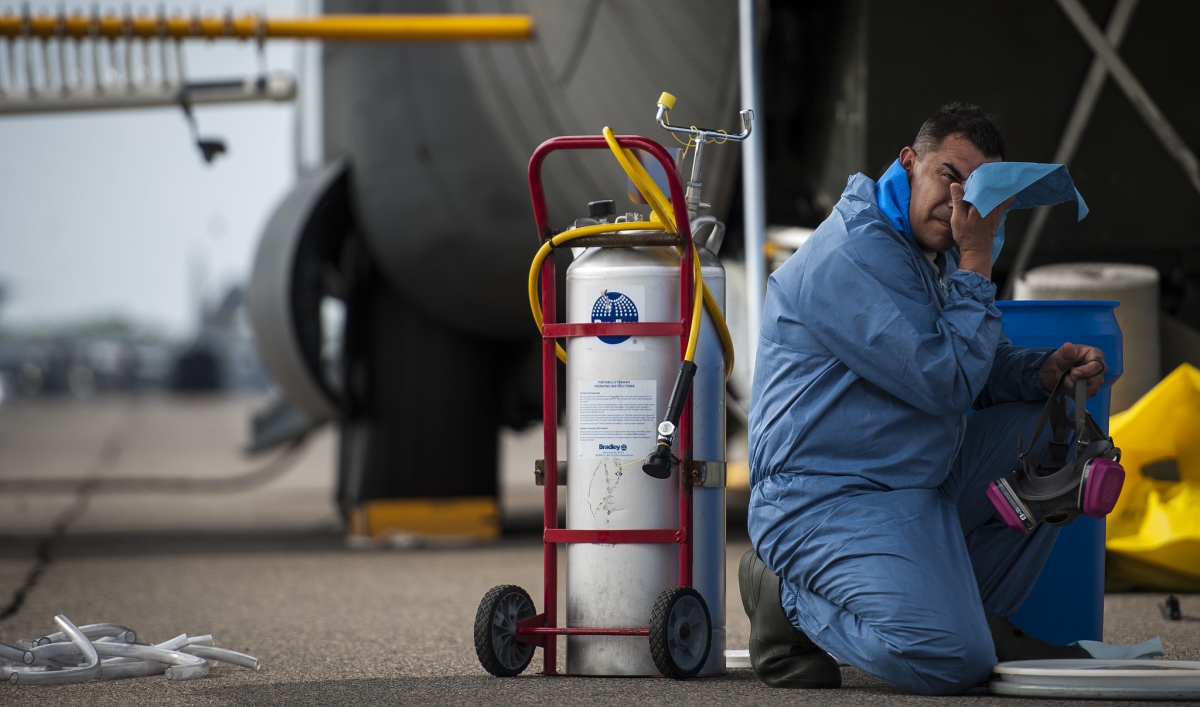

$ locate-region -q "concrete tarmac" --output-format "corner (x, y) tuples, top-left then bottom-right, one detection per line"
(0, 394), (561, 535)
(1, 395), (1197, 704)
(1, 533), (1197, 706)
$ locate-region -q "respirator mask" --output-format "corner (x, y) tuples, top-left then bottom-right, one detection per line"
(986, 373), (1125, 534)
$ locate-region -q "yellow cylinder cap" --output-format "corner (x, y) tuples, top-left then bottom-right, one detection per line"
(658, 92), (676, 110)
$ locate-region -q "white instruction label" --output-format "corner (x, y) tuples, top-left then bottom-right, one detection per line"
(577, 379), (657, 459)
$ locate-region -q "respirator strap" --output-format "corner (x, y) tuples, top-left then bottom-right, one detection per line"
(1075, 376), (1087, 445)
(1072, 375), (1109, 446)
(1020, 374), (1108, 464)
(1020, 373), (1073, 464)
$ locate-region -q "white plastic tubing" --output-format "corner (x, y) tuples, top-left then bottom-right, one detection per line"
(0, 615), (260, 685)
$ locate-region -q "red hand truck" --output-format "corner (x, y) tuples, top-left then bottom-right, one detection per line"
(473, 133), (710, 679)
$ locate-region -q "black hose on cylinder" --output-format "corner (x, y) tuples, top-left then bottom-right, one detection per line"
(643, 360), (698, 479)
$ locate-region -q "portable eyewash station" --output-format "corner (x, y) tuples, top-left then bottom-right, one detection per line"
(474, 93), (747, 679)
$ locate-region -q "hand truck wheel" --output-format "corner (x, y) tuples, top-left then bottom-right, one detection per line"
(649, 586), (712, 679)
(474, 584), (536, 677)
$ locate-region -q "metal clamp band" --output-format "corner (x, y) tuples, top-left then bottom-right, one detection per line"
(534, 459), (568, 486)
(687, 460), (726, 488)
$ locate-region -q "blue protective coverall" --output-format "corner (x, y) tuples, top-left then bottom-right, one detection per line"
(747, 160), (1075, 694)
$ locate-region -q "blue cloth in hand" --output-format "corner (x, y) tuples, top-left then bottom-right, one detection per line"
(963, 162), (1088, 262)
(875, 159), (1088, 262)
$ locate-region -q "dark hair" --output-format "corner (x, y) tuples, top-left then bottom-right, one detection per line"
(913, 102), (1006, 160)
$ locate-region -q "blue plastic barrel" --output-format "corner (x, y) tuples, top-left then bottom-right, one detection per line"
(996, 300), (1123, 645)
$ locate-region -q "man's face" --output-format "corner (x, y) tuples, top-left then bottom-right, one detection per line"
(899, 134), (1001, 252)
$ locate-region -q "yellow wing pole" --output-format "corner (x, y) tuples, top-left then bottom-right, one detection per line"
(0, 13), (534, 42)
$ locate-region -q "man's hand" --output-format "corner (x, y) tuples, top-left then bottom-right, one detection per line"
(1041, 342), (1107, 397)
(949, 183), (1013, 280)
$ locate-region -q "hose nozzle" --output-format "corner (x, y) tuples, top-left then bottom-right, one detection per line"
(643, 426), (675, 479)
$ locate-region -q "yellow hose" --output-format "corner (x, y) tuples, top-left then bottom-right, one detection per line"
(601, 127), (735, 379)
(526, 128), (737, 379)
(683, 246), (736, 373)
(528, 222), (671, 363)
(685, 247), (704, 361)
(602, 128), (678, 231)
(703, 277), (736, 376)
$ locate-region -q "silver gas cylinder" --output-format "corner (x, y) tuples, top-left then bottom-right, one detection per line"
(564, 238), (726, 676)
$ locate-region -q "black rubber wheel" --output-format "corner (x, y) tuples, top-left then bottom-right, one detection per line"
(649, 586), (712, 679)
(474, 584), (536, 677)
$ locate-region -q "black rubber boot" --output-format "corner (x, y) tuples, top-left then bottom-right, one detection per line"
(738, 549), (842, 688)
(988, 618), (1091, 662)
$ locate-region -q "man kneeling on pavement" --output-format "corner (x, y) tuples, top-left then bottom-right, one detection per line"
(740, 103), (1107, 695)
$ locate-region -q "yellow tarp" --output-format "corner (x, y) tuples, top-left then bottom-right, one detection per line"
(1106, 364), (1200, 583)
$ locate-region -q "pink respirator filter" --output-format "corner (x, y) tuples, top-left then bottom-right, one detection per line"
(987, 480), (1033, 534)
(1082, 458), (1125, 518)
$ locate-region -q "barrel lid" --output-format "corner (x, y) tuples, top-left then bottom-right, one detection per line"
(990, 659), (1200, 698)
(1020, 263), (1160, 289)
(998, 300), (1119, 308)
